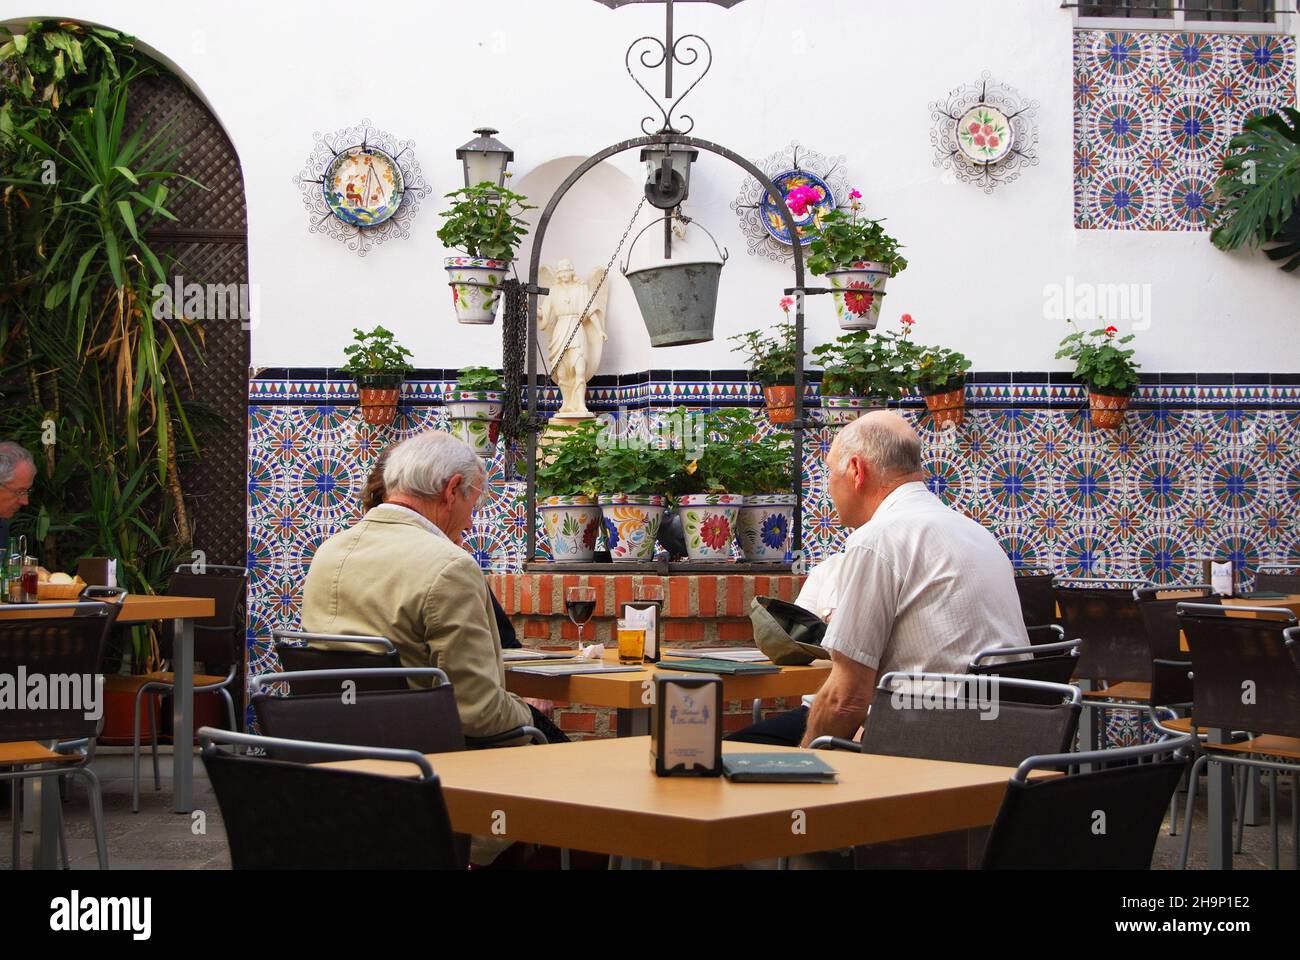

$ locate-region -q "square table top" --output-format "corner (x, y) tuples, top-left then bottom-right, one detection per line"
(318, 737), (1044, 867)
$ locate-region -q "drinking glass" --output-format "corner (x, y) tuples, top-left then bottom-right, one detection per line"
(616, 620), (646, 666)
(565, 586), (597, 651)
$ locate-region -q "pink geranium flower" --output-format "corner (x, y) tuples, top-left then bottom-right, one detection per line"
(849, 188), (862, 200)
(779, 296), (795, 314)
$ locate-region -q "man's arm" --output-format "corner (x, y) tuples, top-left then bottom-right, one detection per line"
(800, 650), (877, 748)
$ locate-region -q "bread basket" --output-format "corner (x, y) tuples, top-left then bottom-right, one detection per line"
(36, 576), (87, 600)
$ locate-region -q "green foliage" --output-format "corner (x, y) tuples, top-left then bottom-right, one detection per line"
(1055, 322), (1141, 396)
(806, 207), (908, 277)
(594, 441), (678, 497)
(436, 181), (534, 260)
(913, 345), (972, 395)
(728, 322), (801, 387)
(340, 326), (413, 379)
(535, 420), (603, 499)
(1212, 107), (1300, 273)
(658, 409), (793, 498)
(811, 329), (918, 399)
(454, 365), (503, 392)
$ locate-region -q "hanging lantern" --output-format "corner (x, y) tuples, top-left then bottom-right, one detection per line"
(456, 127), (514, 191)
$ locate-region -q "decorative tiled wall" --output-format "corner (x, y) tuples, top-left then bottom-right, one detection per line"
(1073, 30), (1296, 229)
(246, 371), (1300, 684)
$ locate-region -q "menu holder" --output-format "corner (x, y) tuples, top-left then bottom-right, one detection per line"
(77, 557), (117, 588)
(651, 673), (722, 777)
(623, 601), (659, 662)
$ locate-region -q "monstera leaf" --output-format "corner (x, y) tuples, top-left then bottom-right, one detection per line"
(1212, 107), (1300, 273)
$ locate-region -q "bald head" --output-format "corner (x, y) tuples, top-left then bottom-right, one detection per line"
(830, 412), (922, 479)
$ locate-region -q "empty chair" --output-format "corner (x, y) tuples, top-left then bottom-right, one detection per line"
(1254, 566), (1300, 596)
(1133, 585), (1220, 713)
(1014, 567), (1057, 630)
(968, 638), (1081, 703)
(271, 629), (405, 694)
(0, 601), (119, 869)
(199, 727), (463, 869)
(981, 736), (1194, 869)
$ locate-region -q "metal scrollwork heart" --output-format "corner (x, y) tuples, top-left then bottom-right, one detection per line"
(624, 32), (713, 135)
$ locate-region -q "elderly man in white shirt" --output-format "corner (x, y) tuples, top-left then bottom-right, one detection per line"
(729, 411), (1028, 748)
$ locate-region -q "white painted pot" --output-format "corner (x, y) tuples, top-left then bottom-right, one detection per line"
(820, 394), (889, 426)
(827, 261), (889, 330)
(539, 495), (603, 563)
(678, 493), (744, 563)
(445, 257), (511, 324)
(446, 389), (503, 458)
(597, 494), (666, 563)
(736, 494), (796, 563)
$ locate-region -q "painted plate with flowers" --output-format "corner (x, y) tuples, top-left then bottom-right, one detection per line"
(955, 105), (1015, 165)
(759, 170), (835, 245)
(323, 145), (406, 227)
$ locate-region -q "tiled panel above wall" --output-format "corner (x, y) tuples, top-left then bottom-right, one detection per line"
(1073, 30), (1297, 230)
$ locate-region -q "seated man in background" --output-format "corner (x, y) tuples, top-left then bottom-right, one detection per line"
(728, 411), (1027, 748)
(302, 430), (565, 744)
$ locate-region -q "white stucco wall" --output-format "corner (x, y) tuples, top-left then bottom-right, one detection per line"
(6, 0), (1298, 373)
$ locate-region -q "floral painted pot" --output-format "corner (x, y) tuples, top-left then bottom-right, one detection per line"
(445, 256), (511, 324)
(736, 494), (796, 563)
(446, 389), (503, 457)
(923, 386), (966, 429)
(763, 384), (797, 424)
(1088, 391), (1130, 430)
(827, 261), (889, 330)
(678, 493), (744, 563)
(356, 375), (404, 427)
(539, 495), (603, 563)
(820, 394), (888, 426)
(597, 493), (665, 563)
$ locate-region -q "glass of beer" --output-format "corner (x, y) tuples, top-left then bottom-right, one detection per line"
(616, 619), (646, 666)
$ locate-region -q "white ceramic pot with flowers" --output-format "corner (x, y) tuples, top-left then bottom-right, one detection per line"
(446, 366), (504, 458)
(535, 421), (605, 562)
(436, 181), (534, 325)
(803, 187), (907, 331)
(811, 316), (918, 427)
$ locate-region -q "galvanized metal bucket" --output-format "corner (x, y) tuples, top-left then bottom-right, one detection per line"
(621, 219), (729, 347)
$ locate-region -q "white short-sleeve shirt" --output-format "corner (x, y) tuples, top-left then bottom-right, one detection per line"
(820, 482), (1028, 675)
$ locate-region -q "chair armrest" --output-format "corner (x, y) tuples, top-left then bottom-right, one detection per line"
(466, 725), (548, 748)
(808, 735), (859, 752)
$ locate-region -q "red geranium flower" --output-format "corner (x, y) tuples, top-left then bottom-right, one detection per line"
(1105, 325), (1118, 337)
(700, 514), (731, 551)
(843, 281), (874, 317)
(901, 313), (914, 327)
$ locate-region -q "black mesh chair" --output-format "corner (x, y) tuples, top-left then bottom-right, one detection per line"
(1133, 586), (1219, 713)
(199, 727), (463, 869)
(1178, 604), (1300, 870)
(968, 639), (1081, 703)
(981, 736), (1194, 869)
(1253, 566), (1300, 596)
(0, 601), (118, 869)
(1014, 567), (1058, 630)
(271, 629), (405, 694)
(105, 564), (247, 812)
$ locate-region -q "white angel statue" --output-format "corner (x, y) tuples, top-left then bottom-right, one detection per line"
(538, 259), (609, 420)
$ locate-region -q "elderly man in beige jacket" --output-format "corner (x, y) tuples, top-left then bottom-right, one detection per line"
(301, 430), (557, 743)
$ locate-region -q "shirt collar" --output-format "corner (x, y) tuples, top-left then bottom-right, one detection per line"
(872, 480), (929, 519)
(368, 503), (450, 541)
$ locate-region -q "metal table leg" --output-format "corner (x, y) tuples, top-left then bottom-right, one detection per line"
(615, 708), (649, 737)
(172, 617), (195, 813)
(1206, 727), (1233, 870)
(34, 774), (60, 869)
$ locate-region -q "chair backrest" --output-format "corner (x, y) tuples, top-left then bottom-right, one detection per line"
(250, 667), (464, 762)
(1054, 585), (1151, 683)
(1133, 585), (1219, 706)
(0, 602), (118, 742)
(981, 739), (1191, 869)
(969, 640), (1080, 703)
(1254, 568), (1300, 595)
(1180, 603), (1300, 738)
(1013, 570), (1057, 629)
(861, 672), (1081, 767)
(160, 565), (247, 665)
(272, 630), (404, 693)
(199, 729), (461, 869)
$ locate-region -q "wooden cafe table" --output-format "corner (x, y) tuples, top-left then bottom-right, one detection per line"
(319, 737), (1050, 868)
(0, 594), (214, 868)
(505, 649), (831, 736)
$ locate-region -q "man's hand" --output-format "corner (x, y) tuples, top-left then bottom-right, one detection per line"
(800, 650), (877, 748)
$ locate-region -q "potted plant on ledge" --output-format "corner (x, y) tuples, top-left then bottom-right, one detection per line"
(1056, 322), (1141, 430)
(913, 343), (972, 429)
(664, 409), (751, 563)
(595, 441), (678, 563)
(811, 317), (918, 425)
(729, 303), (802, 423)
(436, 180), (535, 324)
(535, 420), (604, 563)
(341, 325), (414, 427)
(805, 187), (907, 330)
(732, 424), (796, 563)
(447, 366), (505, 457)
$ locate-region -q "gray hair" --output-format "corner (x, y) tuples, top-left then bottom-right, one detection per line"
(383, 430), (485, 500)
(0, 443), (35, 486)
(833, 412), (922, 478)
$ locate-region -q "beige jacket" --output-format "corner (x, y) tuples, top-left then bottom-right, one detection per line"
(300, 506), (532, 739)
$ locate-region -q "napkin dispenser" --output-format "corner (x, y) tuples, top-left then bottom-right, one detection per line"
(650, 673), (722, 777)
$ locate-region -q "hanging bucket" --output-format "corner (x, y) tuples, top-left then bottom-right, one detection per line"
(621, 219), (729, 347)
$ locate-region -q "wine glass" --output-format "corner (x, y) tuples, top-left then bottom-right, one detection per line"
(565, 586), (597, 652)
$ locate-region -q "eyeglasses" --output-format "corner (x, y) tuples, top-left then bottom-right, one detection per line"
(2, 485), (31, 498)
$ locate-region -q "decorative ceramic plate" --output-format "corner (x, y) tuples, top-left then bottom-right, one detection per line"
(759, 170), (836, 245)
(954, 105), (1015, 165)
(323, 145), (406, 227)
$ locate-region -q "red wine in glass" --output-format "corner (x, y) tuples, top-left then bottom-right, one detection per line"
(565, 587), (597, 650)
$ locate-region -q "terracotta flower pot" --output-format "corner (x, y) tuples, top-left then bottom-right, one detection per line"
(1088, 391), (1130, 430)
(923, 386), (966, 429)
(763, 384), (797, 423)
(355, 375), (404, 427)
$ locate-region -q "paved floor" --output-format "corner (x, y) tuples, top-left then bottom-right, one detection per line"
(0, 749), (1292, 869)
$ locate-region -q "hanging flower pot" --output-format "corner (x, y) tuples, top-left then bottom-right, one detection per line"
(821, 394), (888, 426)
(677, 493), (743, 563)
(1088, 390), (1131, 430)
(923, 385), (967, 429)
(445, 257), (511, 324)
(827, 261), (889, 330)
(447, 389), (503, 457)
(762, 384), (797, 424)
(735, 493), (796, 563)
(597, 493), (665, 563)
(539, 495), (603, 563)
(622, 219), (728, 346)
(356, 374), (405, 427)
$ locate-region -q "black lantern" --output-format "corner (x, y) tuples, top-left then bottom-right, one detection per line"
(456, 127), (514, 191)
(641, 141), (698, 209)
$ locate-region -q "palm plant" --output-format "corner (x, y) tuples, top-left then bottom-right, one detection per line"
(1212, 107), (1300, 273)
